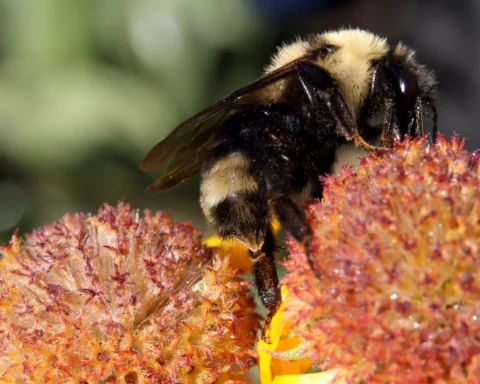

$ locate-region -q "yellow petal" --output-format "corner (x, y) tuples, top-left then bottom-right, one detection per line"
(270, 336), (311, 376)
(258, 287), (312, 383)
(272, 369), (346, 384)
(204, 217), (281, 272)
(204, 235), (253, 271)
(258, 286), (289, 383)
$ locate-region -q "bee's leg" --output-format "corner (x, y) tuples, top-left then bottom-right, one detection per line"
(429, 103), (438, 143)
(380, 99), (400, 146)
(412, 97), (437, 144)
(413, 98), (424, 138)
(378, 57), (437, 143)
(271, 196), (318, 279)
(380, 98), (426, 147)
(295, 61), (385, 152)
(210, 198), (281, 342)
(249, 227), (281, 342)
(411, 97), (438, 145)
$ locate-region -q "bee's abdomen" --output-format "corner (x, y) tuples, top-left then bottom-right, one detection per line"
(200, 153), (257, 212)
(200, 153), (271, 250)
(199, 104), (316, 250)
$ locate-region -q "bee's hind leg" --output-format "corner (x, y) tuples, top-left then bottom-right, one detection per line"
(247, 227), (281, 342)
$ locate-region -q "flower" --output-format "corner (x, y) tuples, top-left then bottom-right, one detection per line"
(0, 203), (260, 383)
(261, 136), (480, 383)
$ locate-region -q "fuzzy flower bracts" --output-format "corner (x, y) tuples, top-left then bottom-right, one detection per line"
(0, 203), (259, 384)
(263, 136), (480, 384)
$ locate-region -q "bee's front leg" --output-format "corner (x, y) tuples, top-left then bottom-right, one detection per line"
(295, 61), (387, 152)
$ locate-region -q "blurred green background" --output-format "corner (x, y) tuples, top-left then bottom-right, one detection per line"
(0, 0), (477, 243)
(0, 0), (275, 243)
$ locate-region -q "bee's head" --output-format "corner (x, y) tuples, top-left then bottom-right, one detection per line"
(310, 29), (438, 144)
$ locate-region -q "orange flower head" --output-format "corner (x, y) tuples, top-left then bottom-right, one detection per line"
(0, 203), (260, 383)
(264, 136), (480, 383)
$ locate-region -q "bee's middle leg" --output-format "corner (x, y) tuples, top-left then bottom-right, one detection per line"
(271, 195), (318, 278)
(253, 194), (319, 341)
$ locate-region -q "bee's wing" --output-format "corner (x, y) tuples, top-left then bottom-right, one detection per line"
(141, 53), (313, 193)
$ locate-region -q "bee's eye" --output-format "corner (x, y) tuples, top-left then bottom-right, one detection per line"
(398, 68), (418, 105)
(318, 44), (336, 58)
(384, 60), (418, 106)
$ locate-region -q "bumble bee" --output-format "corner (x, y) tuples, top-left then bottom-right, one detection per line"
(141, 28), (438, 331)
